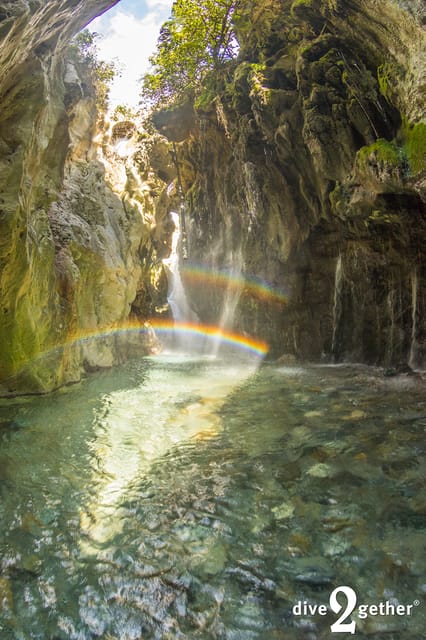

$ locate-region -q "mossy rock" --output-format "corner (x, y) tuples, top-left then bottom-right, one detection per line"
(230, 62), (269, 112)
(299, 34), (337, 63)
(377, 62), (404, 104)
(357, 139), (401, 167)
(151, 101), (195, 142)
(402, 121), (426, 175)
(291, 0), (318, 19)
(230, 61), (252, 92)
(329, 181), (351, 218)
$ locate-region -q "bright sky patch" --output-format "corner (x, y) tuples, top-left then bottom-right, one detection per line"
(89, 0), (174, 108)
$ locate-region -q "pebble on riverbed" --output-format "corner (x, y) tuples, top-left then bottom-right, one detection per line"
(272, 502), (295, 520)
(306, 463), (334, 478)
(191, 540), (228, 576)
(287, 556), (335, 587)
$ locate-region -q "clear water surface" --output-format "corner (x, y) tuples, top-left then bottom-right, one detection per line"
(0, 354), (424, 639)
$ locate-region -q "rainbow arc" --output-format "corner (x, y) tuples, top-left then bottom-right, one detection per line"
(65, 319), (269, 358)
(180, 264), (289, 305)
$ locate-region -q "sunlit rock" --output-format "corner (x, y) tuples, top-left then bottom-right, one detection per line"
(0, 1), (170, 394)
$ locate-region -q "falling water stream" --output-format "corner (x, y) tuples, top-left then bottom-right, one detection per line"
(163, 212), (198, 328)
(409, 268), (419, 370)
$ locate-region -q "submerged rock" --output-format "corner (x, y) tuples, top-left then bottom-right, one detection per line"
(0, 576), (13, 612)
(193, 541), (228, 576)
(306, 463), (334, 478)
(287, 556), (335, 587)
(272, 502), (295, 520)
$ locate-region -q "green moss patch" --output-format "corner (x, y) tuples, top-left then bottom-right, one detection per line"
(357, 124), (425, 177)
(357, 139), (400, 167)
(401, 121), (426, 175)
(377, 62), (404, 104)
(291, 0), (313, 13)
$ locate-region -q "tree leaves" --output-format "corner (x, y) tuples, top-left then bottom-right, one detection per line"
(142, 0), (240, 109)
(68, 30), (119, 110)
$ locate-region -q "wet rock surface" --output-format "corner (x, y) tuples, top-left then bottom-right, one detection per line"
(158, 0), (425, 368)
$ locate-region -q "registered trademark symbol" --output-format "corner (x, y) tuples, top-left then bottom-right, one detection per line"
(413, 600), (420, 607)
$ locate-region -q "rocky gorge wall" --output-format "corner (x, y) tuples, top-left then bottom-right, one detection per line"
(0, 0), (425, 396)
(154, 0), (426, 368)
(0, 0), (171, 395)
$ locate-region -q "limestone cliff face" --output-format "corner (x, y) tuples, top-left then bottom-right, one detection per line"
(156, 0), (426, 368)
(0, 1), (169, 394)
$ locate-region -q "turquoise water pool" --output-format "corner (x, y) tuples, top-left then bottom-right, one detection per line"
(0, 356), (424, 639)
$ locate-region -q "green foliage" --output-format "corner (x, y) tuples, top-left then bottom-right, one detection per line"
(291, 0), (313, 13)
(232, 0), (285, 53)
(290, 0), (320, 21)
(377, 63), (390, 100)
(69, 30), (98, 65)
(248, 62), (268, 92)
(112, 104), (138, 122)
(68, 30), (118, 110)
(377, 62), (403, 104)
(401, 121), (426, 175)
(357, 139), (401, 167)
(194, 86), (217, 110)
(142, 0), (240, 108)
(357, 124), (425, 178)
(367, 209), (400, 225)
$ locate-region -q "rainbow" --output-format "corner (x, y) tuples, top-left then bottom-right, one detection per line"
(147, 319), (269, 357)
(2, 321), (268, 387)
(43, 319), (269, 359)
(180, 264), (289, 305)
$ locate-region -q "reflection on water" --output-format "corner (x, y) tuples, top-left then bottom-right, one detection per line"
(81, 356), (258, 551)
(0, 358), (424, 639)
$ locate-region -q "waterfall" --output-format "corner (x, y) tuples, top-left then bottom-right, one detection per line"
(218, 258), (243, 332)
(162, 213), (261, 360)
(242, 161), (261, 233)
(331, 254), (343, 360)
(211, 250), (244, 356)
(386, 283), (395, 366)
(409, 268), (419, 370)
(163, 212), (197, 324)
(162, 212), (199, 351)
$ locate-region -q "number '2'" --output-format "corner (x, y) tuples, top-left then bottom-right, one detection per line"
(330, 586), (357, 634)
